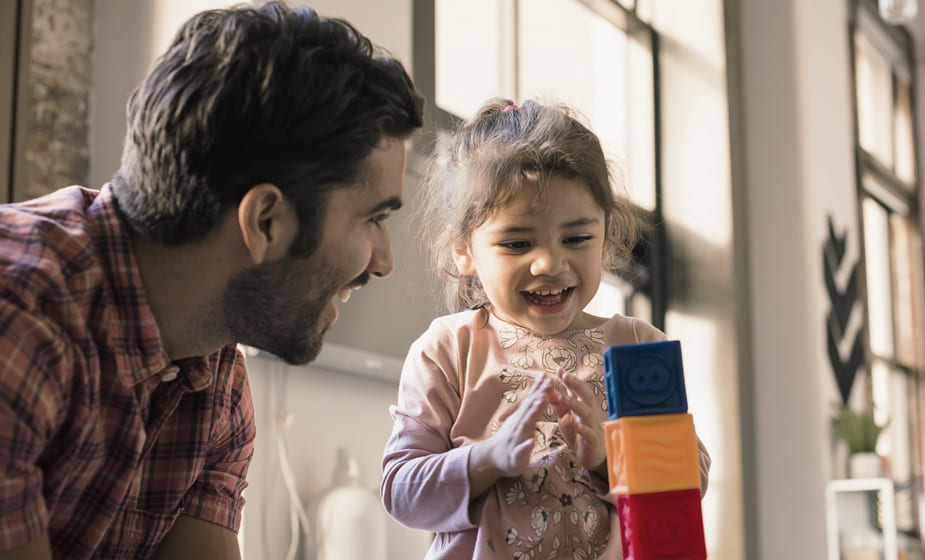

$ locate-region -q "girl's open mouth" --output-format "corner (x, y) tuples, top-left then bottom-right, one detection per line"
(522, 287), (573, 306)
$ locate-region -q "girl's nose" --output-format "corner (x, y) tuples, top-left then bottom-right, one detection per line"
(530, 247), (567, 276)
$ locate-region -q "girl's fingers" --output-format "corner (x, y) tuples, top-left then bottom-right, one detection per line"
(525, 373), (554, 401)
(514, 376), (550, 415)
(572, 417), (600, 443)
(507, 375), (554, 439)
(559, 369), (595, 403)
(513, 438), (535, 457)
(555, 372), (595, 422)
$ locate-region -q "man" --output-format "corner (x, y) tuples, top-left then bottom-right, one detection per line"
(0, 1), (423, 558)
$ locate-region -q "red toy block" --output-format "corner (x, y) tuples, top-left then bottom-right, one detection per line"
(617, 489), (706, 560)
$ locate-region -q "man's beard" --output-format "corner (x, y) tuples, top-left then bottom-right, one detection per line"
(221, 255), (335, 365)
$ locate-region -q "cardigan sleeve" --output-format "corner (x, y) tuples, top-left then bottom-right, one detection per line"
(380, 328), (479, 533)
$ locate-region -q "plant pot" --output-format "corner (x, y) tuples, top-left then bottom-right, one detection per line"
(849, 452), (883, 479)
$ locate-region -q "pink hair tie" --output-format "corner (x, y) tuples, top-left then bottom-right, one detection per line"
(503, 103), (518, 112)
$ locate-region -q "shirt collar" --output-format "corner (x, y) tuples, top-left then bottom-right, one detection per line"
(89, 184), (211, 388)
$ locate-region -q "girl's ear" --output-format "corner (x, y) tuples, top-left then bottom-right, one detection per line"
(452, 241), (477, 275)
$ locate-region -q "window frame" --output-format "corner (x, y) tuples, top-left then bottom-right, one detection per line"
(849, 0), (924, 535)
(0, 0), (31, 203)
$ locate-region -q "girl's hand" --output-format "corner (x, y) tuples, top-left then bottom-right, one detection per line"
(552, 367), (607, 476)
(467, 373), (555, 497)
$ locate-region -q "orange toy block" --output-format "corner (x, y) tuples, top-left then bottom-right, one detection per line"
(604, 413), (700, 496)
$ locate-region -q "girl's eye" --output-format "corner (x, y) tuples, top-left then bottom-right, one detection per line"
(371, 212), (390, 226)
(565, 235), (593, 245)
(499, 240), (531, 251)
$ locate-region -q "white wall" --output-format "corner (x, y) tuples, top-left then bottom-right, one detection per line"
(737, 0), (830, 553)
(732, 0), (909, 557)
(91, 0), (247, 188)
(242, 352), (434, 560)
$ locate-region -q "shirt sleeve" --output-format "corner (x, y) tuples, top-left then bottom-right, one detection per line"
(380, 329), (477, 533)
(0, 300), (64, 550)
(181, 347), (255, 533)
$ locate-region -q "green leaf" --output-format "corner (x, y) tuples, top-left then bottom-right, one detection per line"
(831, 403), (887, 454)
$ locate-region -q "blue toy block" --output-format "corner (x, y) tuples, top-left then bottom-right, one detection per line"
(604, 340), (688, 419)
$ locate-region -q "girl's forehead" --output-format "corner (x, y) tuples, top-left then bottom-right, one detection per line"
(499, 178), (596, 209)
(483, 180), (546, 210)
(486, 180), (604, 222)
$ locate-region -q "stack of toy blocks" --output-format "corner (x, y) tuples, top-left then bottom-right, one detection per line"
(602, 340), (706, 559)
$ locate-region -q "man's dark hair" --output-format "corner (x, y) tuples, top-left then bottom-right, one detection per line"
(112, 1), (423, 256)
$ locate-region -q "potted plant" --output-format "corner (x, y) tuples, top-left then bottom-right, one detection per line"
(832, 403), (887, 478)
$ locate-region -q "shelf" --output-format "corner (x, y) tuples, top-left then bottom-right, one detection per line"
(825, 478), (898, 560)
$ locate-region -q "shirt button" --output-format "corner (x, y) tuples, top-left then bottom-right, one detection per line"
(160, 369), (179, 382)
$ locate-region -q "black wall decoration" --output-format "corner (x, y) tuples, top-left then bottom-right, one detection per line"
(823, 215), (865, 404)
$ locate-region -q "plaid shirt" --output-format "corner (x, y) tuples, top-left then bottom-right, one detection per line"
(0, 185), (256, 558)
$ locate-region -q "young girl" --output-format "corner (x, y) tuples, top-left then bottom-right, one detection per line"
(380, 99), (710, 559)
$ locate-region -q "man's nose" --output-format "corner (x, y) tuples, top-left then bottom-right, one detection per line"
(368, 228), (394, 278)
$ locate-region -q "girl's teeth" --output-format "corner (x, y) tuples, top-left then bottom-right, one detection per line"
(524, 287), (571, 306)
(532, 289), (563, 295)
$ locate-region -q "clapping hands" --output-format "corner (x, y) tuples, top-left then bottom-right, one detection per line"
(468, 367), (608, 498)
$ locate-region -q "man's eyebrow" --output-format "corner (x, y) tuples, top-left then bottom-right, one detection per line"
(369, 196), (403, 214)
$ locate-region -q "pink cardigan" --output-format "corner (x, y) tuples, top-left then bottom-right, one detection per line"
(381, 310), (710, 559)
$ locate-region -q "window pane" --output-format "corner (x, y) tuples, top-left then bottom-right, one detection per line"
(630, 291), (652, 325)
(518, 0), (653, 209)
(894, 75), (916, 185)
(585, 272), (628, 317)
(615, 0), (636, 11)
(872, 362), (912, 483)
(863, 197), (895, 358)
(855, 29), (894, 168)
(435, 0), (508, 118)
(627, 32), (656, 211)
(890, 214), (918, 366)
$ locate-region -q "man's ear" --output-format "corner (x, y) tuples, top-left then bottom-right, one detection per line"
(452, 240), (476, 276)
(237, 184), (298, 264)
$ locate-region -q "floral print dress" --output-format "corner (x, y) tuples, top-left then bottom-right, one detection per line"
(492, 320), (611, 559)
(381, 309), (670, 560)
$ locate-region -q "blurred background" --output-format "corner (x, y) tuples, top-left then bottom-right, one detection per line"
(1, 0), (924, 558)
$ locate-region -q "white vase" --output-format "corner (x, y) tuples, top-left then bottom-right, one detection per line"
(849, 452), (882, 479)
(312, 447), (387, 560)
